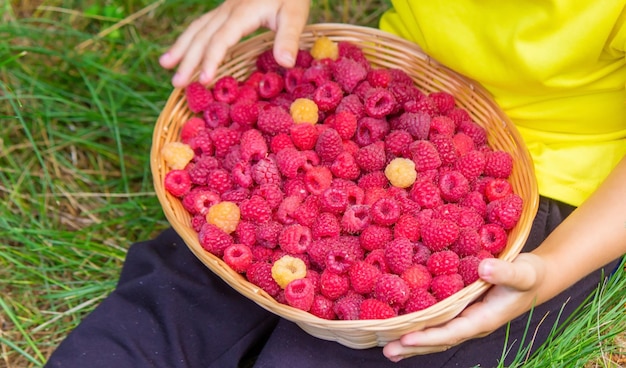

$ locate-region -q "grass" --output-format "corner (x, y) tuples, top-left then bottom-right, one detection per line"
(0, 1), (624, 367)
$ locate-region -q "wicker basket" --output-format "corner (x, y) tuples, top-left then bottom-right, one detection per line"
(151, 23), (539, 352)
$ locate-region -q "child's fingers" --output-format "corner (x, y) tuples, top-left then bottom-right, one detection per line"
(273, 0), (311, 67)
(159, 11), (216, 70)
(479, 255), (542, 291)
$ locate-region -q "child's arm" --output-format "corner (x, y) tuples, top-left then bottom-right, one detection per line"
(384, 156), (626, 361)
(159, 0), (311, 88)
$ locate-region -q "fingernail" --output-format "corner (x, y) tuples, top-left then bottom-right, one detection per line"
(480, 259), (494, 278)
(159, 52), (170, 64)
(172, 73), (182, 86)
(278, 51), (295, 66)
(199, 72), (209, 83)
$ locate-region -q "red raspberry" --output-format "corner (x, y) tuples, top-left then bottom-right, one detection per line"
(212, 75), (239, 104)
(487, 194), (523, 229)
(330, 152), (361, 181)
(484, 151), (514, 178)
(452, 133), (476, 157)
(319, 269), (350, 300)
(257, 105), (294, 136)
(269, 133), (295, 153)
(333, 292), (364, 321)
(275, 147), (307, 179)
(460, 191), (488, 218)
(431, 273), (464, 301)
(223, 244), (253, 273)
(325, 248), (355, 274)
(427, 250), (460, 276)
(252, 157), (281, 186)
(191, 214), (207, 233)
(258, 71), (285, 99)
(209, 126), (240, 157)
(403, 288), (438, 313)
(255, 49), (284, 74)
(389, 82), (423, 105)
(247, 262), (281, 297)
(355, 142), (386, 172)
(312, 81), (343, 111)
(244, 71), (264, 88)
(479, 223), (508, 255)
(180, 117), (206, 144)
(409, 178), (443, 209)
(446, 107), (471, 126)
(359, 299), (396, 320)
(359, 224), (393, 251)
(332, 57), (367, 93)
(420, 218), (460, 251)
(256, 221), (282, 248)
(278, 224), (312, 254)
(456, 207), (485, 229)
(182, 189), (220, 216)
(409, 140), (441, 171)
(290, 123), (319, 151)
(457, 120), (488, 146)
(253, 183), (283, 210)
(319, 187), (349, 214)
(198, 223), (233, 257)
(367, 68), (392, 88)
(431, 135), (458, 166)
(315, 128), (343, 163)
(384, 130), (412, 157)
(206, 168), (232, 194)
(284, 68), (305, 93)
(398, 112), (431, 140)
(363, 88), (396, 119)
(472, 176), (495, 197)
(236, 84), (259, 103)
(284, 278), (315, 311)
(231, 161), (253, 188)
(283, 178), (307, 199)
(357, 170), (389, 190)
(304, 166), (333, 195)
(364, 249), (390, 274)
(429, 91), (456, 115)
(309, 294), (336, 320)
(220, 188), (250, 204)
(185, 81), (213, 113)
(335, 94), (365, 119)
(275, 195), (301, 225)
(394, 214), (421, 242)
(332, 111), (358, 140)
(295, 49), (314, 68)
(458, 256), (481, 285)
(240, 195), (272, 223)
(374, 273), (410, 307)
(405, 96), (438, 117)
(371, 197), (402, 226)
(454, 150), (486, 181)
(303, 63), (332, 87)
(484, 178), (513, 202)
(187, 130), (214, 158)
(429, 116), (456, 138)
(203, 101), (231, 129)
(311, 212), (340, 239)
(340, 204), (371, 234)
(239, 128), (268, 162)
(293, 195), (321, 227)
(338, 41), (369, 64)
(354, 117), (389, 147)
(401, 264), (432, 291)
(438, 170), (470, 202)
(164, 169), (191, 197)
(230, 101), (260, 127)
(235, 220), (257, 247)
(349, 261), (381, 294)
(385, 238), (414, 275)
(364, 188), (386, 206)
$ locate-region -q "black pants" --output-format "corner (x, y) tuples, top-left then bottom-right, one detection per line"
(45, 197), (621, 368)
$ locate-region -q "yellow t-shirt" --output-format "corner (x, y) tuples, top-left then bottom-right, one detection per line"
(380, 1), (626, 207)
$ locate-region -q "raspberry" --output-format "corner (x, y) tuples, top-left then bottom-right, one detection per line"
(278, 224), (312, 254)
(290, 122), (319, 151)
(431, 135), (458, 166)
(420, 218), (460, 252)
(426, 250), (460, 276)
(239, 128), (268, 163)
(456, 207), (484, 229)
(484, 178), (513, 202)
(240, 195), (272, 223)
(409, 178), (443, 209)
(389, 82), (423, 105)
(401, 264), (432, 291)
(250, 244), (274, 262)
(231, 161), (253, 188)
(340, 204), (371, 233)
(484, 150), (514, 178)
(338, 41), (369, 64)
(315, 128), (343, 163)
(257, 105), (294, 135)
(359, 299), (396, 320)
(355, 117), (389, 147)
(355, 142), (386, 172)
(371, 197), (402, 226)
(306, 238), (333, 269)
(212, 75), (239, 104)
(191, 214), (207, 233)
(271, 255), (307, 289)
(293, 195), (321, 227)
(487, 193), (523, 229)
(430, 273), (464, 301)
(384, 157), (417, 189)
(255, 221), (282, 248)
(406, 95), (438, 117)
(284, 68), (305, 93)
(209, 127), (240, 157)
(335, 94), (365, 119)
(247, 262), (281, 297)
(332, 57), (368, 93)
(198, 223), (233, 257)
(253, 183), (283, 210)
(455, 150), (486, 181)
(438, 170), (470, 202)
(257, 71), (285, 99)
(458, 256), (481, 285)
(206, 168), (233, 194)
(460, 190), (488, 218)
(284, 278), (315, 311)
(349, 261), (381, 294)
(311, 212), (341, 239)
(230, 101), (259, 127)
(304, 165), (333, 195)
(251, 157), (281, 186)
(182, 189), (220, 216)
(164, 169), (191, 197)
(255, 49), (284, 74)
(309, 294), (336, 320)
(394, 214), (420, 242)
(429, 116), (456, 138)
(275, 195), (302, 225)
(479, 223), (508, 255)
(359, 224), (393, 251)
(302, 63), (332, 87)
(325, 248), (355, 274)
(367, 68), (392, 88)
(310, 36), (339, 61)
(358, 170), (389, 190)
(446, 107), (472, 126)
(312, 81), (343, 111)
(429, 91), (456, 115)
(364, 187), (387, 205)
(457, 119), (488, 146)
(187, 129), (214, 158)
(452, 133), (476, 157)
(364, 249), (390, 274)
(180, 117), (206, 144)
(202, 101), (231, 129)
(236, 220), (258, 247)
(363, 87), (396, 118)
(206, 201), (240, 234)
(295, 49), (314, 68)
(161, 142), (194, 170)
(384, 130), (412, 157)
(374, 273), (410, 307)
(413, 242), (432, 265)
(319, 269), (350, 300)
(275, 147), (307, 179)
(185, 81), (213, 113)
(289, 98), (319, 124)
(269, 133), (295, 153)
(330, 152), (361, 181)
(409, 140), (441, 172)
(223, 244), (253, 273)
(331, 111), (358, 140)
(333, 292), (364, 320)
(319, 187), (349, 214)
(403, 289), (437, 313)
(385, 238), (414, 275)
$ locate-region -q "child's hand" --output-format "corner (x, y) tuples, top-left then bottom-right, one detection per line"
(382, 253), (547, 361)
(159, 0), (310, 88)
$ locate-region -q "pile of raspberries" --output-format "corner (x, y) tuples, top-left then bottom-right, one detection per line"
(160, 37), (523, 321)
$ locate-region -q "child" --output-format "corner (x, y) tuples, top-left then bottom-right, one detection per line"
(47, 0), (625, 366)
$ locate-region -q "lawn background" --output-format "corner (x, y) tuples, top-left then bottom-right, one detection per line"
(1, 1), (624, 367)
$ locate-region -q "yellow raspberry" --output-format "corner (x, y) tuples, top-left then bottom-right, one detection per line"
(310, 36), (338, 61)
(385, 157), (417, 188)
(271, 255), (307, 289)
(161, 142), (194, 170)
(290, 98), (319, 124)
(206, 201), (240, 234)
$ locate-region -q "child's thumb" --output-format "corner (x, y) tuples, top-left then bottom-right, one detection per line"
(478, 254), (543, 291)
